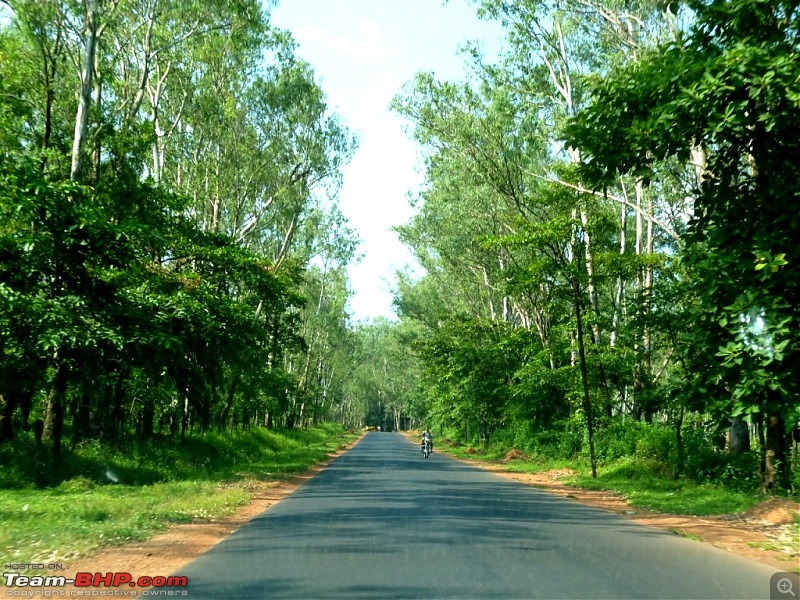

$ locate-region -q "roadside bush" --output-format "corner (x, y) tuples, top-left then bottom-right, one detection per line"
(523, 417), (584, 459)
(479, 418), (586, 460)
(0, 424), (350, 488)
(691, 449), (760, 493)
(593, 420), (640, 461)
(633, 424), (675, 463)
(717, 452), (761, 493)
(558, 417), (586, 458)
(592, 420), (676, 464)
(681, 425), (722, 479)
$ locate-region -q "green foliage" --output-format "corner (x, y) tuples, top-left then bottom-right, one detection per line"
(572, 457), (761, 516)
(416, 317), (518, 440)
(0, 0), (361, 466)
(438, 424), (763, 516)
(0, 419), (352, 489)
(0, 424), (357, 566)
(395, 0), (799, 493)
(0, 154), (305, 447)
(564, 0), (800, 490)
(591, 421), (677, 464)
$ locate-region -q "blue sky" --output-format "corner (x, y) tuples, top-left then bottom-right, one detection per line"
(268, 0), (505, 321)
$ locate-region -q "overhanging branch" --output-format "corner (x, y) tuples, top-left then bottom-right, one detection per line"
(527, 172), (681, 243)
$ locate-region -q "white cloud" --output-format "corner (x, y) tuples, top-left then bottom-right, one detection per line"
(294, 18), (385, 61)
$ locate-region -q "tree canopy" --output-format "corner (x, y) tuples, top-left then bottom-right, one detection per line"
(0, 0), (362, 479)
(1, 0), (798, 494)
(388, 0), (799, 491)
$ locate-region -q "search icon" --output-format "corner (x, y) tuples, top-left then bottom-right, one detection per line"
(772, 573), (800, 599)
(778, 578), (796, 597)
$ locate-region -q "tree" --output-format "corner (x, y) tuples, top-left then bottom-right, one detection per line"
(566, 0), (800, 491)
(0, 0), (360, 477)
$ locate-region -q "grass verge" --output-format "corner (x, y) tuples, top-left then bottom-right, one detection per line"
(570, 458), (762, 515)
(0, 424), (360, 568)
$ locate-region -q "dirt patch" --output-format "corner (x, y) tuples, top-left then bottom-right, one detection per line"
(0, 434), (364, 594)
(745, 497), (799, 525)
(503, 449), (527, 462)
(466, 459), (799, 571)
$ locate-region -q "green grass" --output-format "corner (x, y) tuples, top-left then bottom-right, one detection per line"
(0, 480), (250, 565)
(747, 541), (781, 552)
(0, 423), (360, 569)
(433, 439), (513, 462)
(435, 438), (584, 474)
(570, 458), (762, 515)
(503, 458), (587, 474)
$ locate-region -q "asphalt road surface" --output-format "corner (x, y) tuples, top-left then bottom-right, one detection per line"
(178, 432), (778, 599)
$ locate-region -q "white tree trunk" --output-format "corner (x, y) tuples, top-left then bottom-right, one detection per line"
(610, 199), (627, 347)
(70, 0), (99, 180)
(482, 266), (496, 321)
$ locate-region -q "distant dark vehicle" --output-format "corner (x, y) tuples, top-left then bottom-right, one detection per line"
(421, 438), (431, 458)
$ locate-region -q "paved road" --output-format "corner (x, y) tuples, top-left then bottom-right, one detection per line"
(179, 433), (778, 599)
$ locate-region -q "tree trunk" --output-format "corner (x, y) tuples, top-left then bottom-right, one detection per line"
(580, 210), (612, 416)
(42, 66), (56, 157)
(763, 412), (788, 492)
(72, 381), (92, 444)
(631, 179), (648, 420)
(103, 368), (128, 442)
(181, 393), (189, 441)
(219, 374), (239, 431)
(642, 193), (654, 419)
(675, 408), (685, 474)
(580, 211), (600, 344)
(727, 417), (751, 455)
(91, 48), (103, 182)
(41, 25), (62, 154)
(572, 276), (597, 478)
(690, 142), (708, 189)
(211, 145), (221, 230)
(610, 200), (627, 348)
(20, 389), (32, 432)
(70, 0), (99, 181)
(0, 393), (15, 442)
(43, 363), (68, 462)
(140, 396), (154, 439)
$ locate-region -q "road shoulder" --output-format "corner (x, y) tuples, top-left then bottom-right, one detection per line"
(433, 441), (799, 571)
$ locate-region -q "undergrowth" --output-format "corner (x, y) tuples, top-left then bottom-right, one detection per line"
(0, 423), (360, 569)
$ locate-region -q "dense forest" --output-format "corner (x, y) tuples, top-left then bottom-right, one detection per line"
(1, 0), (798, 495)
(383, 0), (799, 493)
(0, 0), (370, 463)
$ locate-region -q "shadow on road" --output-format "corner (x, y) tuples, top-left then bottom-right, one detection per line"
(181, 433), (775, 600)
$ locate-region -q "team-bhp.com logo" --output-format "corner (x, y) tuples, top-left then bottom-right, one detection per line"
(3, 570), (189, 597)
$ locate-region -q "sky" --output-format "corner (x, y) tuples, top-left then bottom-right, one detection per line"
(268, 0), (505, 322)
